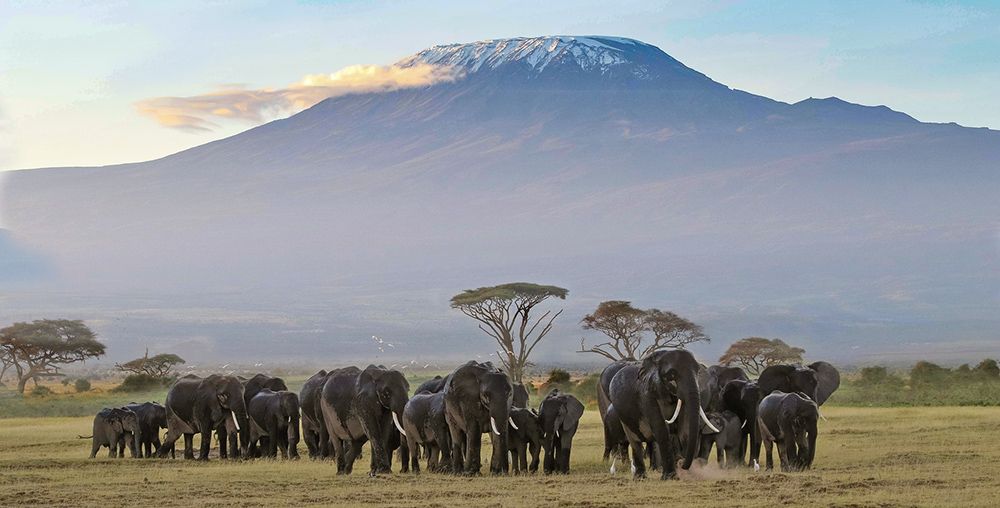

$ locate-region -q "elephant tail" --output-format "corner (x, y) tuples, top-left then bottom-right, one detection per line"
(78, 435), (93, 439)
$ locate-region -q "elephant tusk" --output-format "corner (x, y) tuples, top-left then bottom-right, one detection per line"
(819, 411), (828, 422)
(508, 417), (519, 431)
(231, 411), (240, 432)
(392, 412), (407, 437)
(610, 456), (617, 475)
(699, 406), (720, 433)
(490, 416), (501, 436)
(665, 398), (683, 424)
(741, 419), (747, 429)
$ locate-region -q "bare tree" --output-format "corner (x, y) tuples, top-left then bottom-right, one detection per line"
(0, 320), (106, 393)
(450, 282), (568, 383)
(718, 337), (805, 376)
(578, 301), (708, 361)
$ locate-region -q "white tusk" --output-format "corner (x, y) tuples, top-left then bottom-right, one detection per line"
(610, 457), (617, 475)
(741, 419), (747, 429)
(699, 406), (720, 433)
(490, 416), (501, 436)
(508, 417), (519, 431)
(392, 412), (407, 437)
(819, 411), (828, 422)
(631, 463), (637, 475)
(665, 398), (683, 424)
(231, 411), (240, 432)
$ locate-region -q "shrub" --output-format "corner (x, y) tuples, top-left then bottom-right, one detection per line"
(61, 378), (72, 387)
(30, 385), (53, 397)
(975, 359), (999, 379)
(115, 374), (166, 392)
(74, 378), (92, 393)
(546, 368), (571, 385)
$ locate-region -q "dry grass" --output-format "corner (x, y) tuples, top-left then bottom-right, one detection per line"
(1, 407), (998, 507)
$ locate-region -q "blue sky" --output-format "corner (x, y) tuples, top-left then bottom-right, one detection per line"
(1, 0), (997, 171)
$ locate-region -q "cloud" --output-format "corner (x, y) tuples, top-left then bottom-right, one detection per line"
(136, 63), (462, 131)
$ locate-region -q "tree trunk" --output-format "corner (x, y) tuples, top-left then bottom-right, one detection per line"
(17, 374), (30, 394)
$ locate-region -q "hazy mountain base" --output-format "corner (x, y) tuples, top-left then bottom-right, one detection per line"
(1, 407), (998, 507)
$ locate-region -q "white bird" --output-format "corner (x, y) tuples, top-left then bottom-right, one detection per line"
(423, 364), (430, 369)
(753, 459), (761, 472)
(387, 343), (395, 348)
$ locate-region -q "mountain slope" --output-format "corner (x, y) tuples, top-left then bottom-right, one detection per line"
(2, 36), (997, 364)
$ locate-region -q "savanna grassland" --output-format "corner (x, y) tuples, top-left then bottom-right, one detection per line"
(1, 406), (999, 507)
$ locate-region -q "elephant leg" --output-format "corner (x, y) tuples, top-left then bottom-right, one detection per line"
(465, 423), (482, 475)
(427, 444), (439, 472)
(331, 437), (346, 474)
(519, 443), (529, 473)
(90, 439), (100, 458)
(405, 434), (419, 473)
(529, 441), (541, 473)
(560, 445), (572, 474)
(447, 422), (465, 474)
(198, 427), (212, 461)
(183, 434), (194, 459)
(628, 438), (646, 479)
(780, 439), (796, 472)
(764, 437), (774, 471)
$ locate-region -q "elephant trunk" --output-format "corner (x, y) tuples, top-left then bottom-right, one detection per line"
(681, 379), (701, 470)
(288, 413), (300, 457)
(805, 420), (817, 469)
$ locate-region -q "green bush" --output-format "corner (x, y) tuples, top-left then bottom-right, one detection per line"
(115, 374), (167, 392)
(30, 385), (53, 397)
(546, 368), (571, 385)
(74, 378), (92, 393)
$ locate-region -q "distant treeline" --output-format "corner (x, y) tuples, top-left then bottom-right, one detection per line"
(833, 359), (1000, 407)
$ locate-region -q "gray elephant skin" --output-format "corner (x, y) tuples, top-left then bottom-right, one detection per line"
(124, 401), (169, 458)
(606, 350), (717, 479)
(444, 361), (513, 475)
(507, 407), (542, 474)
(758, 391), (819, 471)
(320, 365), (410, 475)
(299, 369), (331, 458)
(158, 374), (250, 460)
(415, 375), (447, 395)
(82, 407), (140, 458)
(721, 379), (763, 467)
(700, 365), (748, 412)
(538, 390), (584, 474)
(402, 390), (452, 473)
(512, 382), (530, 409)
(230, 373), (288, 458)
(758, 362), (840, 407)
(698, 410), (742, 468)
(248, 388), (301, 459)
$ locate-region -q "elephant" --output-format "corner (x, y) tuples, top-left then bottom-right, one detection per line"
(597, 360), (632, 464)
(607, 350), (718, 479)
(415, 375), (446, 394)
(697, 410), (742, 468)
(319, 365), (410, 475)
(402, 390), (452, 473)
(443, 360), (513, 475)
(157, 374), (250, 460)
(512, 382), (530, 409)
(124, 402), (169, 458)
(299, 369), (331, 458)
(537, 389), (584, 474)
(231, 373), (289, 457)
(247, 389), (300, 459)
(758, 391), (819, 471)
(507, 407), (542, 474)
(82, 407), (140, 458)
(758, 362), (840, 407)
(699, 365), (748, 412)
(602, 403), (630, 471)
(721, 379), (764, 467)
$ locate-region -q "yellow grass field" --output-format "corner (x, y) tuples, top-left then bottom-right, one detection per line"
(1, 407), (998, 507)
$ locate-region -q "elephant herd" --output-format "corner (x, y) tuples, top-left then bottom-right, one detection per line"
(598, 351), (840, 478)
(83, 355), (837, 479)
(83, 361), (585, 477)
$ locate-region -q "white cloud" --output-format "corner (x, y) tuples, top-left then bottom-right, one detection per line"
(135, 63), (463, 131)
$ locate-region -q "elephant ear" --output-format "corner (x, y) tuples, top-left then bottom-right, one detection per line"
(721, 380), (743, 412)
(562, 396), (584, 432)
(808, 361), (840, 406)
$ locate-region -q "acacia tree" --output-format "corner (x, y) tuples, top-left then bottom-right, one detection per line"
(116, 348), (185, 378)
(450, 282), (568, 383)
(718, 337), (805, 376)
(578, 301), (708, 361)
(0, 320), (106, 393)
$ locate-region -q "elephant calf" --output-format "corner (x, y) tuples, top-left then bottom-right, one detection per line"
(508, 408), (542, 474)
(82, 407), (140, 458)
(402, 391), (452, 473)
(125, 402), (170, 459)
(247, 389), (301, 459)
(698, 410), (742, 468)
(538, 390), (585, 474)
(758, 391), (819, 472)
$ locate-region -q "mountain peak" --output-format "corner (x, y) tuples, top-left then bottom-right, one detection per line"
(396, 35), (709, 84)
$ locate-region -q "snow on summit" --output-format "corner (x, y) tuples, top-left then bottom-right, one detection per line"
(397, 36), (663, 76)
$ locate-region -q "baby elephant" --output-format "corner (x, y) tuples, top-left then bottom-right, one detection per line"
(698, 410), (742, 468)
(82, 407), (140, 458)
(538, 390), (585, 474)
(508, 407), (542, 474)
(758, 391), (819, 472)
(247, 389), (301, 459)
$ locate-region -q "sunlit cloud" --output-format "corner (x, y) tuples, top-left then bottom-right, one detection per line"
(135, 63), (463, 132)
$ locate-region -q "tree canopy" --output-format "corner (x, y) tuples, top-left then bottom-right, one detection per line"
(0, 320), (105, 393)
(116, 349), (185, 378)
(718, 337), (805, 376)
(450, 282), (568, 383)
(578, 300), (708, 361)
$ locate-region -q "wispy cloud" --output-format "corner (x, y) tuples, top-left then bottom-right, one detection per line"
(135, 63), (462, 132)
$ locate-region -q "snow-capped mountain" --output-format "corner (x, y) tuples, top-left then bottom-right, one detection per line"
(2, 36), (997, 364)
